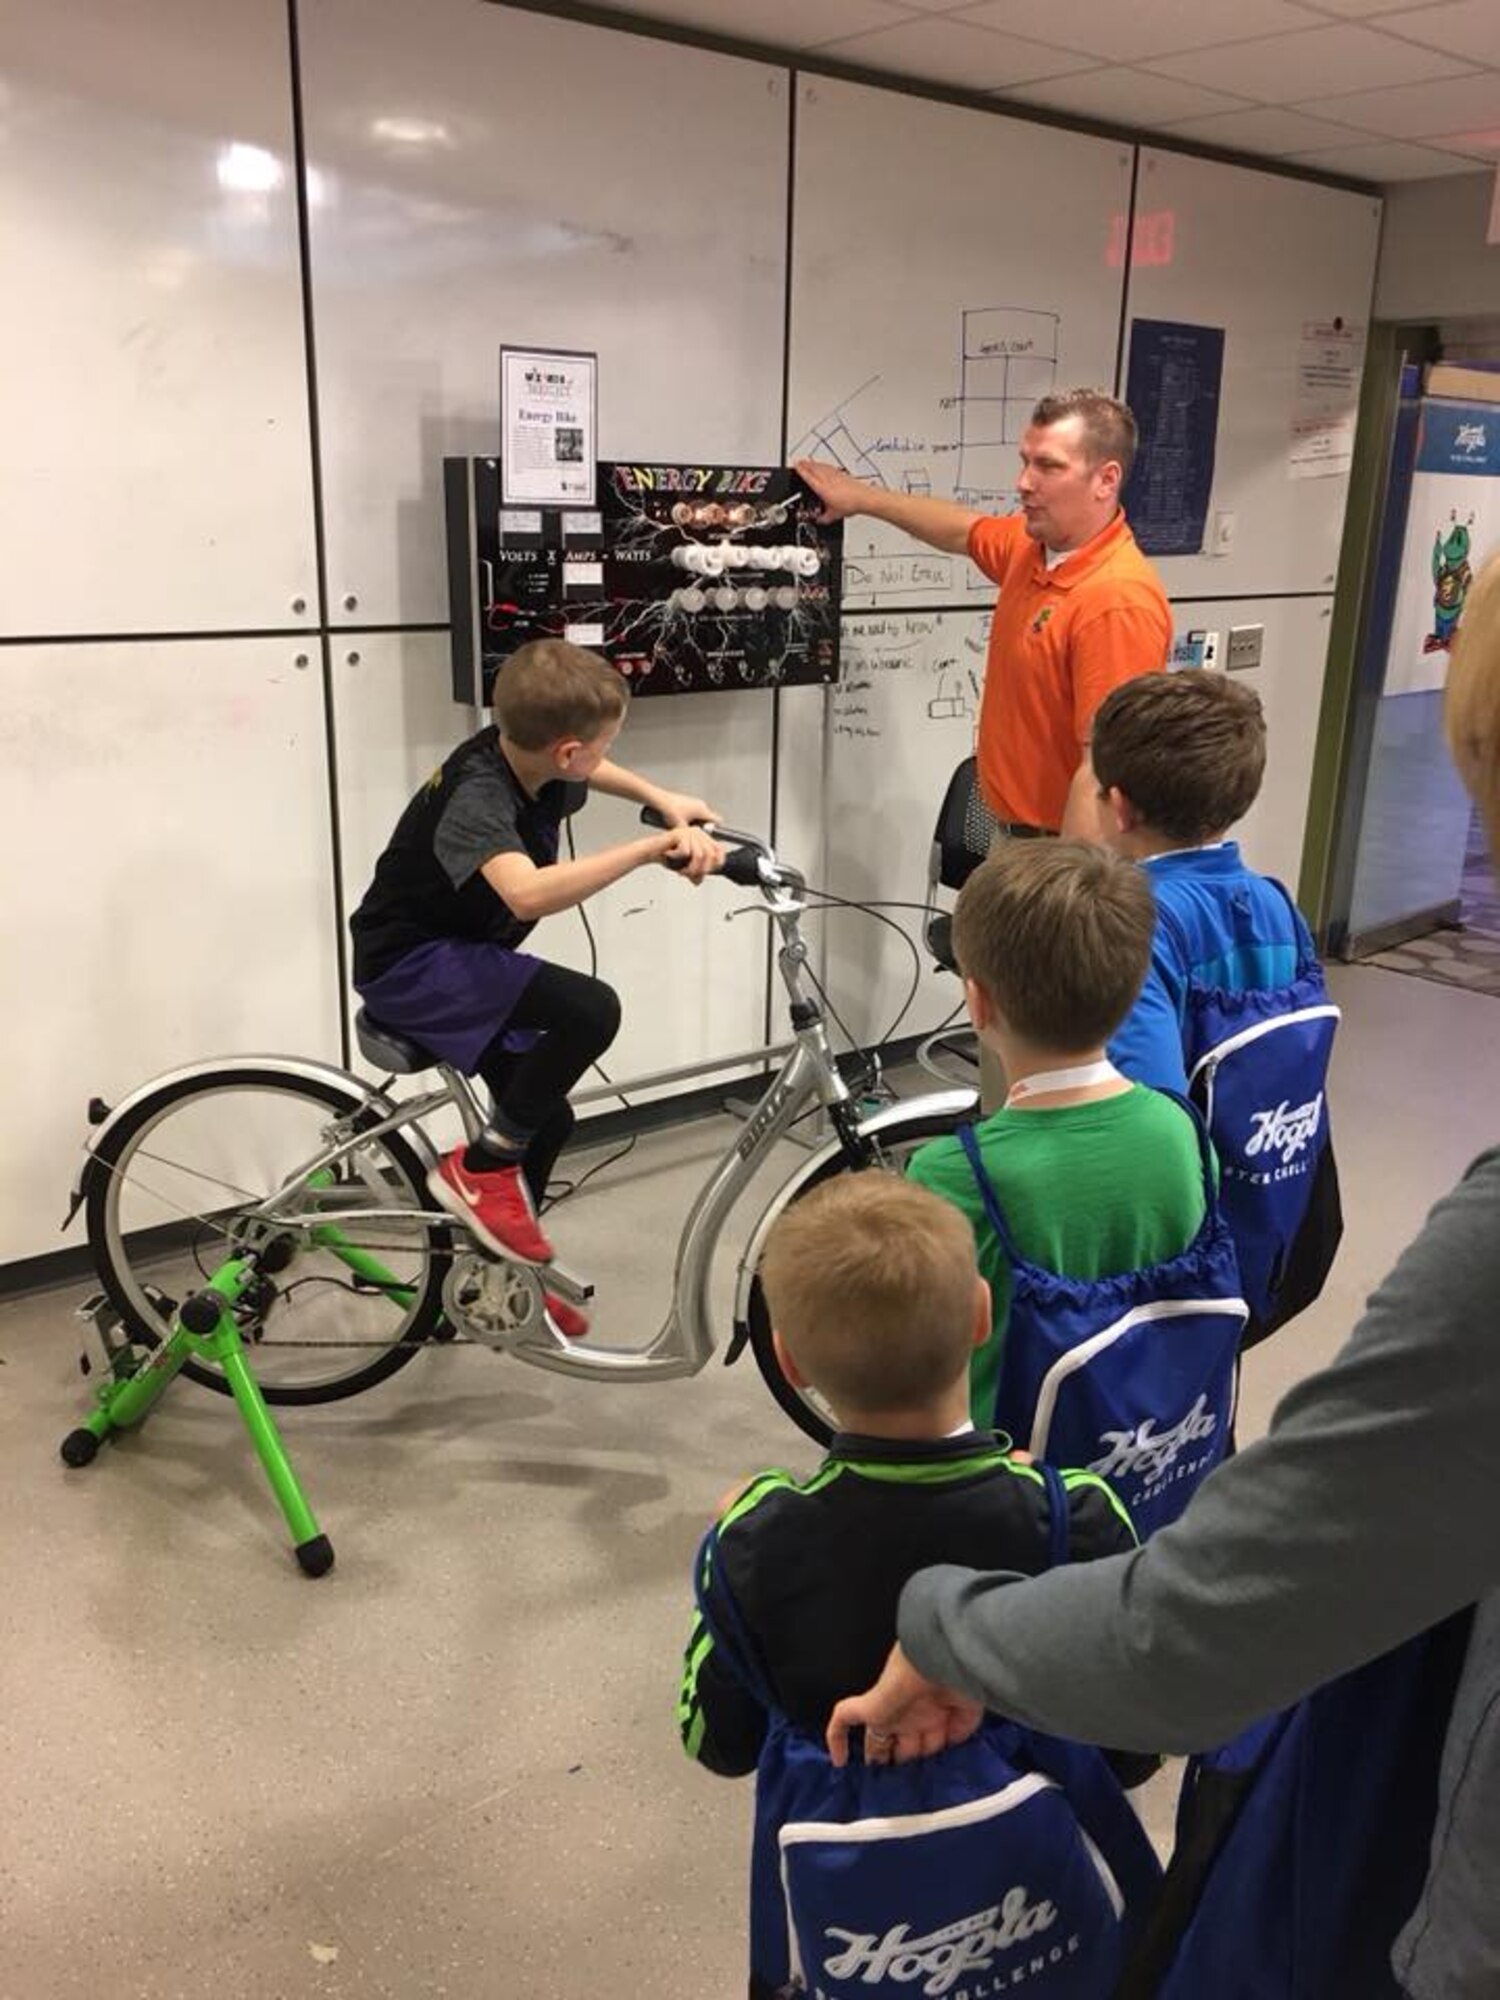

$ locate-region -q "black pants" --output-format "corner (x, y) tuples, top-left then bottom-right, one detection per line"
(475, 961), (620, 1205)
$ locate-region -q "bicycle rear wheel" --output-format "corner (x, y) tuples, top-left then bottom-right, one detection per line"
(745, 1107), (970, 1447)
(84, 1065), (449, 1404)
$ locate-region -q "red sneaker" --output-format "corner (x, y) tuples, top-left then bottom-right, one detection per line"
(545, 1293), (590, 1340)
(427, 1149), (553, 1265)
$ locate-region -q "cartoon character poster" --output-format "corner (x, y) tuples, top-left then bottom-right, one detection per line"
(1385, 400), (1500, 696)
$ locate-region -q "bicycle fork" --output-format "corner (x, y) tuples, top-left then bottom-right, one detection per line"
(62, 1255), (335, 1578)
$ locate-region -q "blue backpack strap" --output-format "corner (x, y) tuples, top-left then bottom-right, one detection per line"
(1267, 873), (1322, 981)
(957, 1122), (1021, 1260)
(1038, 1460), (1071, 1570)
(691, 1523), (777, 1712)
(1154, 1086), (1220, 1211)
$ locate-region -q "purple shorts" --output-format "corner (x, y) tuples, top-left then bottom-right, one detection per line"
(355, 939), (542, 1074)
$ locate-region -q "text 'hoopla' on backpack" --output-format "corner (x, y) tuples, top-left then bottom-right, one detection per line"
(1177, 890), (1342, 1347)
(959, 1102), (1247, 1538)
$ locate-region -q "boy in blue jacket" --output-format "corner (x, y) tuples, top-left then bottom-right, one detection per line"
(1093, 672), (1340, 1340)
(1092, 672), (1312, 1093)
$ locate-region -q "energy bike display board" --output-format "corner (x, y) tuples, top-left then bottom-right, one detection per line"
(444, 457), (842, 701)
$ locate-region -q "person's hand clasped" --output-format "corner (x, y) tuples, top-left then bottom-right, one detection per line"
(658, 823), (724, 883)
(826, 1643), (983, 1768)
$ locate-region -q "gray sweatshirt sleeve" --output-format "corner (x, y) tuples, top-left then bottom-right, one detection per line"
(898, 1146), (1500, 1754)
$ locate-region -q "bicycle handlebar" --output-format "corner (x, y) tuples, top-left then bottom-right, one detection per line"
(639, 808), (774, 889)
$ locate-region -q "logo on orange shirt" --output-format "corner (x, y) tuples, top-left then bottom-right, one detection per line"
(1030, 606), (1056, 634)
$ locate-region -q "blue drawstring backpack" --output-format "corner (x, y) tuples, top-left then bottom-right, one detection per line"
(1114, 1610), (1474, 2000)
(959, 1099), (1247, 1537)
(1178, 898), (1342, 1348)
(694, 1463), (1163, 2000)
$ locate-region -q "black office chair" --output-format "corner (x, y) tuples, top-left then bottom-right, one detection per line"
(918, 756), (998, 1081)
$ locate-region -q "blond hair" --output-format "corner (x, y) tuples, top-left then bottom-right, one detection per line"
(760, 1176), (978, 1417)
(1447, 550), (1500, 855)
(953, 840), (1155, 1050)
(492, 639), (628, 751)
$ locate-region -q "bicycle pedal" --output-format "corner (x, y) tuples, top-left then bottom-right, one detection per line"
(542, 1261), (593, 1307)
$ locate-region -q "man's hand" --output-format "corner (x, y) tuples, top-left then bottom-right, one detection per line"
(826, 1644), (983, 1768)
(794, 459), (875, 524)
(657, 824), (724, 883)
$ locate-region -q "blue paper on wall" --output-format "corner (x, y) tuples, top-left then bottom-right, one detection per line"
(1122, 319), (1225, 557)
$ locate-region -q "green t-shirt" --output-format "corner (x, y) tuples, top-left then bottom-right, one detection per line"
(908, 1085), (1208, 1425)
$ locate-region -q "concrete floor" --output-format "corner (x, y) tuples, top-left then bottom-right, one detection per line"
(4, 962), (1500, 1999)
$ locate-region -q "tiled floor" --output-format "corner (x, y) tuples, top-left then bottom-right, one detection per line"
(1369, 808), (1500, 996)
(3, 961), (1499, 1999)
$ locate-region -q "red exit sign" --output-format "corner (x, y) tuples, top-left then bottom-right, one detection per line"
(1107, 210), (1176, 268)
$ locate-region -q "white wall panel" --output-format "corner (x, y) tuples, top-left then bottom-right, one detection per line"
(788, 77), (1132, 611)
(331, 642), (774, 1101)
(301, 0), (789, 628)
(1175, 598), (1336, 892)
(1127, 151), (1382, 599)
(0, 0), (317, 635)
(7, 639), (342, 1265)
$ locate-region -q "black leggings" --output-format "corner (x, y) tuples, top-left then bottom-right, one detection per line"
(474, 961), (621, 1204)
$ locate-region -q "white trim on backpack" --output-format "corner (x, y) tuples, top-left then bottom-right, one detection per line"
(1187, 1003), (1342, 1105)
(779, 1772), (1129, 1988)
(1028, 1297), (1250, 1460)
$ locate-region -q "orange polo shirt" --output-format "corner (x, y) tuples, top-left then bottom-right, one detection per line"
(970, 510), (1171, 831)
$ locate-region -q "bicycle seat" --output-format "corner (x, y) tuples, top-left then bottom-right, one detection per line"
(354, 1009), (440, 1075)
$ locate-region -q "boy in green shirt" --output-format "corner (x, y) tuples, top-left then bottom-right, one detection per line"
(909, 840), (1212, 1431)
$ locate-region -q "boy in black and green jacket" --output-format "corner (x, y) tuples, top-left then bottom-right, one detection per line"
(677, 1172), (1136, 1778)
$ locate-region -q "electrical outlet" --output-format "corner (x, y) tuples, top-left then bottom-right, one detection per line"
(1226, 624), (1263, 672)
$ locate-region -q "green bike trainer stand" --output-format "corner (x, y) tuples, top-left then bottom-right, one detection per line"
(60, 1258), (335, 1578)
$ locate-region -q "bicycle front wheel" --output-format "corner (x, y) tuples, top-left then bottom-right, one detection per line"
(84, 1064), (450, 1404)
(745, 1106), (970, 1448)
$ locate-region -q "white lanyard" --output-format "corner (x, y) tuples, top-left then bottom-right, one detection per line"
(1005, 1058), (1123, 1106)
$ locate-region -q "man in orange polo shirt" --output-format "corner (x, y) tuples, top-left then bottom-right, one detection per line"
(797, 388), (1171, 838)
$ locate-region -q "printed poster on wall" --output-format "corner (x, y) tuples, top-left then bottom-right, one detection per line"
(1384, 400), (1500, 697)
(500, 346), (597, 507)
(1289, 320), (1365, 481)
(1121, 319), (1224, 557)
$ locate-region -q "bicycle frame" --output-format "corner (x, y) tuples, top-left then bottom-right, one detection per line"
(75, 833), (975, 1387)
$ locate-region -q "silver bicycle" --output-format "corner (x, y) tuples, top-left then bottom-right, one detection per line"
(72, 816), (976, 1445)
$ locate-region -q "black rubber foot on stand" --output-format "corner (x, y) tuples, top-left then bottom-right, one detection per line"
(295, 1534), (335, 1578)
(60, 1428), (103, 1467)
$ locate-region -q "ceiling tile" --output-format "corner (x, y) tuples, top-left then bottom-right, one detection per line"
(1163, 102), (1379, 151)
(815, 17), (1101, 87)
(1379, 0), (1500, 66)
(615, 0), (913, 44)
(1004, 65), (1252, 126)
(1288, 135), (1494, 177)
(949, 0), (1326, 64)
(1145, 23), (1475, 100)
(1303, 0), (1448, 14)
(1300, 71), (1500, 137)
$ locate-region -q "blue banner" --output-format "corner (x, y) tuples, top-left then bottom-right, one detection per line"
(1122, 319), (1225, 557)
(1416, 399), (1500, 478)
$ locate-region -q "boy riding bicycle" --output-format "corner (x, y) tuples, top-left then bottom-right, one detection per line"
(349, 639), (722, 1336)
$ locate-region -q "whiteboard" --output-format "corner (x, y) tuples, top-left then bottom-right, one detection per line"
(802, 611), (992, 1052)
(0, 0), (318, 637)
(331, 637), (776, 1106)
(787, 77), (1132, 613)
(300, 0), (789, 629)
(6, 639), (343, 1265)
(795, 594), (1334, 1051)
(1169, 600), (1336, 893)
(1125, 151), (1382, 598)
